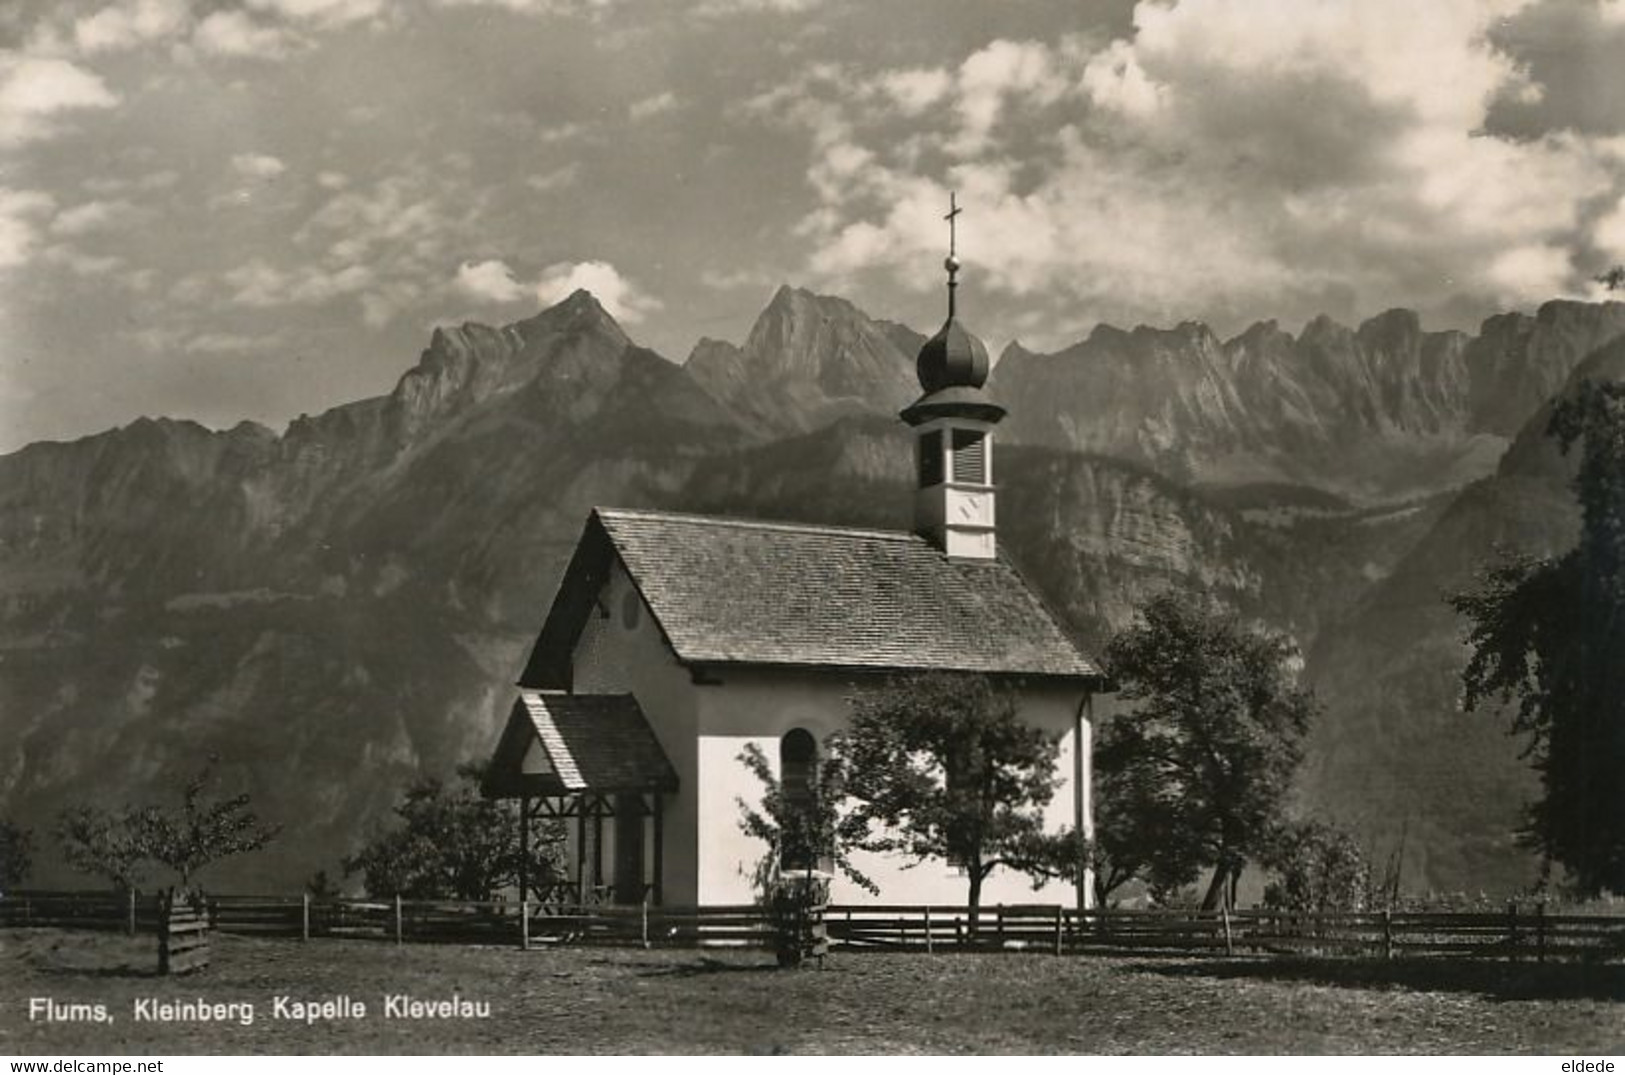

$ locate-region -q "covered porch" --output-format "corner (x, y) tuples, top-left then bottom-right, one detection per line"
(483, 690), (679, 907)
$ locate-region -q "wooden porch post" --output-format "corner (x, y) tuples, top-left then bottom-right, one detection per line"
(592, 796), (605, 894)
(652, 792), (665, 906)
(576, 801), (588, 906)
(518, 794), (530, 904)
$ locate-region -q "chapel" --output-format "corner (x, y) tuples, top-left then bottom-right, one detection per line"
(483, 204), (1104, 907)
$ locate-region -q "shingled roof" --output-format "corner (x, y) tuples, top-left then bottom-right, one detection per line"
(484, 691), (678, 799)
(520, 507), (1099, 684)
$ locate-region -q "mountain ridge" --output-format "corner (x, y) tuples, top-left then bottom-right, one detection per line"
(5, 285), (1625, 895)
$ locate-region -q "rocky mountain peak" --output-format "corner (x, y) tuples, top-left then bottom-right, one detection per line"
(1466, 300), (1625, 436)
(387, 290), (633, 438)
(513, 288), (629, 347)
(685, 283), (917, 436)
(1299, 313), (1355, 348)
(745, 285), (869, 356)
(1228, 319), (1293, 353)
(1357, 307), (1423, 346)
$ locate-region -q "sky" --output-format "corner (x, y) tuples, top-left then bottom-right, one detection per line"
(5, 0), (1625, 452)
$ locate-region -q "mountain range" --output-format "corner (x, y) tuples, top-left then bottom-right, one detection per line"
(2, 283), (1620, 896)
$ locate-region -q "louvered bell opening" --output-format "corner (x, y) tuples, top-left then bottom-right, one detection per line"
(919, 429), (944, 488)
(951, 429), (986, 484)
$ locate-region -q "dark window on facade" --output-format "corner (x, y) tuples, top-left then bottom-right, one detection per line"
(780, 728), (819, 871)
(952, 428), (987, 484)
(918, 430), (944, 488)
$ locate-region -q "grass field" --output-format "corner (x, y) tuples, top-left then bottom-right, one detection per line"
(1, 930), (1621, 1055)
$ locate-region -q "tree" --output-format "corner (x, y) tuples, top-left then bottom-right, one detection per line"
(1259, 819), (1372, 913)
(842, 672), (1068, 928)
(56, 757), (279, 891)
(1098, 592), (1316, 910)
(1092, 727), (1207, 905)
(1451, 380), (1625, 896)
(344, 762), (563, 900)
(57, 806), (152, 892)
(736, 741), (875, 896)
(134, 758), (280, 889)
(0, 820), (34, 890)
(737, 741), (875, 966)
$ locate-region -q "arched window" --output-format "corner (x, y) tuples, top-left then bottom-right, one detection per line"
(780, 729), (818, 871)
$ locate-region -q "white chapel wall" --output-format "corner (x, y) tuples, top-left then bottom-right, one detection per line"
(694, 669), (1089, 908)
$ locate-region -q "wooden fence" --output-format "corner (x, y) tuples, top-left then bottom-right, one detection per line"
(4, 890), (1624, 963)
(828, 903), (1625, 961)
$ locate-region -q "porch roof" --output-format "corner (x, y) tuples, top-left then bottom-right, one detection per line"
(483, 690), (679, 799)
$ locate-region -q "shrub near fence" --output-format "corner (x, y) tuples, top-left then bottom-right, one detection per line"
(4, 891), (1624, 962)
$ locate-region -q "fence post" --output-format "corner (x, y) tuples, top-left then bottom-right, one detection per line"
(520, 898), (529, 951)
(127, 889), (136, 937)
(997, 904), (1005, 944)
(301, 893), (310, 942)
(1221, 902), (1234, 957)
(924, 907), (933, 955)
(1383, 907), (1393, 960)
(1054, 905), (1064, 956)
(1536, 900), (1546, 964)
(641, 897), (649, 950)
(157, 889), (170, 976)
(1507, 900), (1519, 962)
(394, 894), (403, 946)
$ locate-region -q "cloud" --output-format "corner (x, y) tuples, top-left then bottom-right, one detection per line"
(232, 152), (287, 179)
(73, 0), (189, 54)
(877, 68), (953, 116)
(290, 167), (483, 327)
(50, 198), (139, 236)
(535, 120), (589, 144)
(700, 266), (773, 290)
(431, 0), (615, 12)
(951, 38), (1070, 154)
(0, 188), (55, 269)
(244, 0), (387, 27)
(224, 258), (374, 306)
(525, 163), (581, 193)
(757, 0), (1625, 334)
(42, 243), (125, 276)
(184, 331), (280, 354)
(452, 257), (661, 322)
(0, 56), (119, 145)
(534, 259), (660, 321)
(454, 258), (529, 303)
(82, 169), (179, 195)
(191, 11), (299, 58)
(629, 91), (677, 121)
(693, 0), (820, 14)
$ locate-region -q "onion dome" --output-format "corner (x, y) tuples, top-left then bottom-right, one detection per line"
(901, 245), (1005, 426)
(917, 257), (991, 392)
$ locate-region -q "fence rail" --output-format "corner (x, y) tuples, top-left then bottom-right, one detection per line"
(4, 890), (1623, 962)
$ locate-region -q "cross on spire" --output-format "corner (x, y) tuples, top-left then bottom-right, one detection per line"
(944, 191), (962, 317)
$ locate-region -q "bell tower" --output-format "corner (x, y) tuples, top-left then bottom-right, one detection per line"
(902, 193), (1004, 560)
